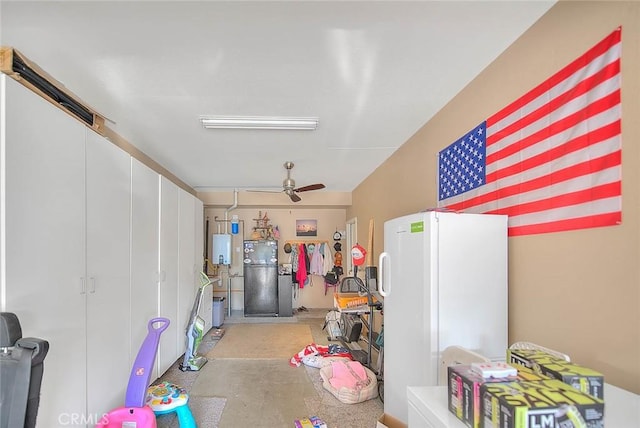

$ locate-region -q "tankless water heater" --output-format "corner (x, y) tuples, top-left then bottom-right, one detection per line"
(211, 234), (231, 265)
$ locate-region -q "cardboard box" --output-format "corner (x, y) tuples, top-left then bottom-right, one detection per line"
(480, 379), (605, 428)
(376, 413), (407, 428)
(447, 364), (550, 428)
(507, 348), (605, 399)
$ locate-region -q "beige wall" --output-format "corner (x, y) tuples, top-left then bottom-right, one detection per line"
(349, 1), (640, 394)
(198, 191), (348, 311)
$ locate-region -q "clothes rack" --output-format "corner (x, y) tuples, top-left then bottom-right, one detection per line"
(284, 240), (328, 245)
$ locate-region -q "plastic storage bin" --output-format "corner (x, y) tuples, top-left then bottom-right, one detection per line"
(212, 297), (225, 328)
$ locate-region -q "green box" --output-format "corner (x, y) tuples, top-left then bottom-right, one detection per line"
(480, 379), (605, 428)
(447, 364), (550, 428)
(507, 349), (605, 399)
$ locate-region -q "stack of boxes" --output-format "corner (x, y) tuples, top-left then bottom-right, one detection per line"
(507, 349), (604, 399)
(448, 363), (550, 428)
(447, 348), (605, 428)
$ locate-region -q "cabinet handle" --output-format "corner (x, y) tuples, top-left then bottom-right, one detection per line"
(80, 277), (86, 295)
(89, 277), (96, 294)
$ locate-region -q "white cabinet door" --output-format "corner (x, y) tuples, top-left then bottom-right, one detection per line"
(159, 177), (179, 374)
(130, 158), (161, 377)
(194, 197), (204, 274)
(177, 191), (196, 355)
(194, 198), (211, 332)
(1, 75), (88, 424)
(85, 130), (132, 417)
(2, 75), (196, 423)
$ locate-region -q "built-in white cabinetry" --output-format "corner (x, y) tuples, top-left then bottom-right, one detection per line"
(130, 158), (161, 377)
(159, 177), (180, 375)
(2, 74), (88, 424)
(177, 191), (197, 356)
(159, 178), (206, 375)
(1, 74), (204, 426)
(84, 128), (133, 418)
(1, 74), (132, 424)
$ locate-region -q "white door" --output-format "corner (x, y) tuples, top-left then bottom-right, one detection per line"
(159, 177), (179, 374)
(130, 158), (161, 376)
(177, 191), (196, 355)
(85, 130), (132, 417)
(1, 75), (88, 423)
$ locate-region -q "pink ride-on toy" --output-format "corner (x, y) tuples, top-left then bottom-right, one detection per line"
(96, 317), (170, 428)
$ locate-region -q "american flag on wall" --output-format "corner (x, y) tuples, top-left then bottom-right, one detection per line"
(437, 27), (622, 237)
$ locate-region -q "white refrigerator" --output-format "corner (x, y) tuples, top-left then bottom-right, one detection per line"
(378, 211), (508, 424)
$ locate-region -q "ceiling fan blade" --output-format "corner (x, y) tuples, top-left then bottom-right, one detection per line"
(289, 192), (302, 202)
(294, 183), (325, 192)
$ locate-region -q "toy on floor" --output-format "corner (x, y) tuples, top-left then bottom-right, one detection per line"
(146, 381), (196, 428)
(180, 271), (216, 371)
(96, 317), (170, 428)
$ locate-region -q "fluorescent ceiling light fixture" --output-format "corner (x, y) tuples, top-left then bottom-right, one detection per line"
(200, 116), (318, 130)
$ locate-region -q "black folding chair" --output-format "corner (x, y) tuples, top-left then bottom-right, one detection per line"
(0, 312), (49, 428)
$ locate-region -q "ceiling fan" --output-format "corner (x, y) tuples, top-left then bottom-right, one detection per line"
(248, 161), (325, 202)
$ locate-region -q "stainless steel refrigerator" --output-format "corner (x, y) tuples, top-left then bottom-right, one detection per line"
(243, 240), (279, 316)
(378, 211), (508, 424)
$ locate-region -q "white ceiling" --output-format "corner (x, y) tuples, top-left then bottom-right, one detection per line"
(1, 1), (554, 198)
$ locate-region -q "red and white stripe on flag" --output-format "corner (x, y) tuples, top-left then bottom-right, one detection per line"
(438, 27), (622, 237)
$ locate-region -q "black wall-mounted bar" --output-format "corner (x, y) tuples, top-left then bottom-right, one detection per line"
(12, 54), (94, 126)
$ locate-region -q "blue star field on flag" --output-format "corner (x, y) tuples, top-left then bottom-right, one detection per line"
(438, 122), (487, 201)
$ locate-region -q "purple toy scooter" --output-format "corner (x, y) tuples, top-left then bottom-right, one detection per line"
(96, 317), (170, 428)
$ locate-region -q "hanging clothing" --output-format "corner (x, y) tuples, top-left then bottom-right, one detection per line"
(309, 243), (324, 275)
(291, 244), (299, 284)
(291, 244), (299, 272)
(303, 243), (311, 273)
(321, 243), (333, 275)
(296, 243), (308, 287)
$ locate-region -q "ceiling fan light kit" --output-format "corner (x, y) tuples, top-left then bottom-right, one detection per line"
(199, 116), (318, 130)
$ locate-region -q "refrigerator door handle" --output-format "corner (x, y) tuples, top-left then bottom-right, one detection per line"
(378, 252), (390, 296)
